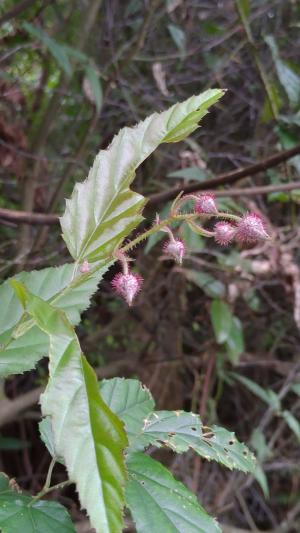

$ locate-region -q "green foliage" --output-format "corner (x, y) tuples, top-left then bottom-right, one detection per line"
(265, 35), (300, 108)
(0, 473), (75, 533)
(22, 22), (73, 76)
(102, 378), (256, 473)
(60, 90), (224, 264)
(210, 300), (244, 363)
(13, 283), (128, 533)
(210, 299), (232, 343)
(126, 453), (221, 533)
(0, 263), (108, 377)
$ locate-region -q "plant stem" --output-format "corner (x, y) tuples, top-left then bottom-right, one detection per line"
(29, 479), (72, 505)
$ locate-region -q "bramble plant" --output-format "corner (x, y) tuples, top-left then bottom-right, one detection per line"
(0, 90), (270, 532)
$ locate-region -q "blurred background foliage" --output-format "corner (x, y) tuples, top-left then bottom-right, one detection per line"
(0, 0), (300, 531)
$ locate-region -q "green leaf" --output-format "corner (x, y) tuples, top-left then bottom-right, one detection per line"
(0, 472), (75, 533)
(60, 90), (224, 264)
(100, 378), (155, 443)
(253, 464), (269, 499)
(0, 263), (108, 377)
(184, 270), (225, 298)
(39, 417), (64, 464)
(250, 428), (272, 462)
(210, 300), (233, 344)
(265, 35), (300, 108)
(225, 317), (244, 364)
(126, 453), (221, 533)
(22, 22), (72, 76)
(84, 65), (103, 113)
(282, 410), (300, 443)
(167, 24), (186, 57)
(233, 374), (281, 410)
(167, 167), (208, 181)
(127, 410), (203, 453)
(13, 283), (128, 533)
(194, 425), (256, 473)
(100, 379), (255, 473)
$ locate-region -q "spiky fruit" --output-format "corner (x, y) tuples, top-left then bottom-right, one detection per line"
(163, 238), (186, 264)
(195, 193), (218, 214)
(236, 213), (269, 243)
(214, 221), (237, 246)
(111, 272), (143, 306)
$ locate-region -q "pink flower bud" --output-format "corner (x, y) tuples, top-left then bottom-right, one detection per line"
(163, 238), (186, 264)
(214, 221), (237, 246)
(236, 213), (269, 243)
(80, 260), (90, 273)
(195, 193), (218, 214)
(111, 272), (143, 306)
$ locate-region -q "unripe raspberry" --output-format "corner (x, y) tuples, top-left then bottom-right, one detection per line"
(195, 193), (218, 214)
(163, 238), (186, 264)
(214, 221), (237, 246)
(111, 272), (143, 306)
(236, 213), (269, 243)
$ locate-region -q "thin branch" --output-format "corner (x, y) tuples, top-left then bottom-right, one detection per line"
(1, 181), (300, 227)
(148, 144), (300, 206)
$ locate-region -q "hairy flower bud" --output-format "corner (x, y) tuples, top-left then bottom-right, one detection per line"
(163, 238), (186, 264)
(236, 213), (269, 243)
(80, 260), (90, 273)
(195, 193), (218, 214)
(214, 221), (237, 246)
(111, 272), (143, 306)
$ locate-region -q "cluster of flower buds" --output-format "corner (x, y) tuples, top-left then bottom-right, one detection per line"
(110, 192), (270, 306)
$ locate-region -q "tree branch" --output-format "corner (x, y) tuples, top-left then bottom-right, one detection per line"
(1, 146), (300, 226)
(148, 144), (300, 206)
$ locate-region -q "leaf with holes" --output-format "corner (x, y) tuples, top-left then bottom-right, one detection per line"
(100, 379), (255, 473)
(127, 410), (203, 453)
(60, 90), (224, 264)
(0, 472), (75, 533)
(0, 263), (108, 377)
(12, 282), (128, 533)
(126, 453), (221, 533)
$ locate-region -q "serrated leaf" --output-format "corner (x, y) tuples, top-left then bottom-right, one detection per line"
(13, 283), (128, 533)
(100, 379), (255, 473)
(0, 263), (107, 377)
(60, 90), (224, 264)
(22, 22), (72, 76)
(126, 453), (221, 533)
(0, 472), (75, 533)
(195, 425), (256, 473)
(128, 410), (202, 453)
(210, 300), (233, 344)
(100, 378), (155, 442)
